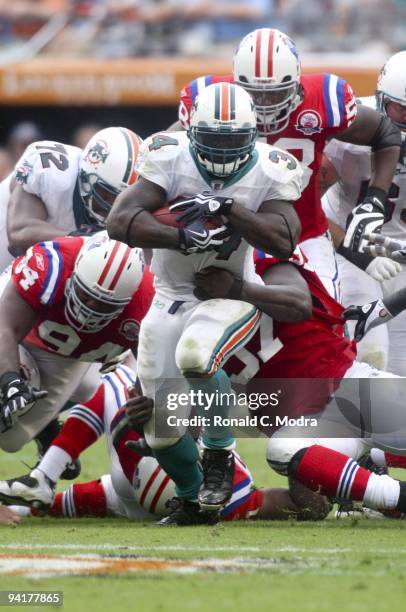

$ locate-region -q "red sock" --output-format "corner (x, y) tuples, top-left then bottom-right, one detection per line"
(384, 452), (406, 469)
(48, 480), (107, 518)
(52, 385), (106, 459)
(294, 445), (371, 500)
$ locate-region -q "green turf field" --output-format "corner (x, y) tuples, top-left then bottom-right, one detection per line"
(0, 438), (405, 612)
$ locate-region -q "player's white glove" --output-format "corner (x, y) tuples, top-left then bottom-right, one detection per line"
(365, 256), (403, 282)
(343, 188), (387, 253)
(178, 220), (230, 255)
(342, 299), (393, 342)
(170, 191), (234, 224)
(363, 233), (406, 264)
(0, 371), (47, 431)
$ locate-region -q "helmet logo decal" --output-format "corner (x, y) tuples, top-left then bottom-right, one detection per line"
(85, 139), (110, 167)
(119, 319), (140, 342)
(282, 34), (299, 61)
(295, 110), (323, 135)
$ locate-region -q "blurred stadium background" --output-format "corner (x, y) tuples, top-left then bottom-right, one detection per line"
(0, 0), (404, 180)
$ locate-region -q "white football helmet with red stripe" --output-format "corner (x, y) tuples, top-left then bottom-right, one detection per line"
(133, 457), (176, 517)
(188, 82), (257, 177)
(79, 127), (143, 227)
(233, 28), (301, 134)
(65, 232), (145, 333)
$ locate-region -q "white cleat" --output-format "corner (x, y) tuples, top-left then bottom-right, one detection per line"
(335, 506), (386, 520)
(0, 469), (55, 511)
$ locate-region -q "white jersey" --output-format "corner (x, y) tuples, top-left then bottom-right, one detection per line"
(0, 140), (84, 271)
(138, 131), (302, 300)
(0, 173), (13, 270)
(13, 140), (83, 231)
(323, 96), (406, 240)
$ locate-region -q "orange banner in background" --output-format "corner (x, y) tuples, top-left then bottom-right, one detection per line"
(0, 58), (380, 106)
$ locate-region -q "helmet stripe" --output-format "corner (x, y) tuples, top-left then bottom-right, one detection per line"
(120, 128), (139, 185)
(107, 245), (133, 290)
(230, 84), (236, 120)
(98, 240), (121, 285)
(149, 474), (172, 514)
(255, 29), (262, 77)
(267, 29), (274, 78)
(140, 465), (161, 507)
(214, 83), (220, 119)
(221, 82), (230, 121)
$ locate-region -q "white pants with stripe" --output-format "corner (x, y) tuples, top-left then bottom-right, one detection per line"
(61, 365), (150, 520)
(267, 360), (403, 475)
(0, 344), (101, 453)
(299, 232), (341, 301)
(138, 293), (261, 450)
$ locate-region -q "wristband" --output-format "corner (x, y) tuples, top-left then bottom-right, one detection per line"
(0, 371), (22, 388)
(384, 288), (406, 318)
(365, 186), (387, 205)
(337, 242), (374, 270)
(125, 209), (146, 247)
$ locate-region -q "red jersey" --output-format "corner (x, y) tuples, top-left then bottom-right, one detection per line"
(225, 248), (356, 382)
(223, 249), (357, 427)
(179, 73), (357, 241)
(12, 237), (154, 363)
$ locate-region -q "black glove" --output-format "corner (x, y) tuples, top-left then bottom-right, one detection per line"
(125, 438), (153, 457)
(343, 187), (387, 253)
(0, 371), (48, 430)
(342, 299), (393, 342)
(69, 224), (100, 237)
(170, 191), (234, 224)
(362, 232), (406, 264)
(178, 220), (230, 255)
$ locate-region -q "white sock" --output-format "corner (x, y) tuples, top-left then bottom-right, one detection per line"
(36, 446), (72, 483)
(363, 473), (400, 509)
(370, 448), (386, 468)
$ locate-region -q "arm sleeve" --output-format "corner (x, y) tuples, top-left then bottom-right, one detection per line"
(14, 141), (47, 197)
(322, 75), (358, 135)
(11, 241), (65, 308)
(263, 147), (303, 202)
(137, 134), (178, 192)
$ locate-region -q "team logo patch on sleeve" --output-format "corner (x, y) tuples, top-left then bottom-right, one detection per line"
(295, 110), (323, 135)
(35, 252), (45, 272)
(15, 163), (32, 184)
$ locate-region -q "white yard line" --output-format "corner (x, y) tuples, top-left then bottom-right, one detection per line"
(0, 543), (405, 555)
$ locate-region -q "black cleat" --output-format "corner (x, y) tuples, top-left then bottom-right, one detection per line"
(158, 497), (219, 526)
(0, 468), (55, 511)
(334, 453), (388, 517)
(198, 449), (235, 510)
(358, 452), (388, 476)
(60, 459), (81, 480)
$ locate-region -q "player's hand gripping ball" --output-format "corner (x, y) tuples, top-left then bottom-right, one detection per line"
(153, 196), (231, 255)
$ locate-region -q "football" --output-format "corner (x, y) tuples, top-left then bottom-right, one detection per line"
(152, 199), (224, 230)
